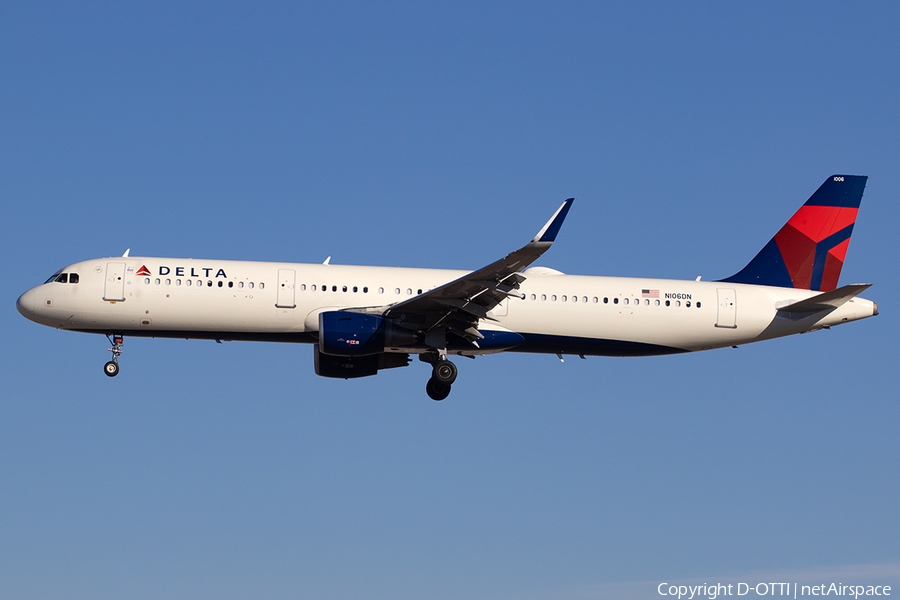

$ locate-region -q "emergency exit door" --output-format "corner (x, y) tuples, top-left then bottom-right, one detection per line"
(716, 288), (737, 328)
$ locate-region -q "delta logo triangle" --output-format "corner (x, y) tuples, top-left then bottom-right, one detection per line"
(136, 265), (151, 276)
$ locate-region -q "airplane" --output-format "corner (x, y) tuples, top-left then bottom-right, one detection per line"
(17, 175), (878, 400)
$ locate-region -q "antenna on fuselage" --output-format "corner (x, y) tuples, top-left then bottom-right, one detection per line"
(122, 249), (131, 257)
(323, 256), (331, 265)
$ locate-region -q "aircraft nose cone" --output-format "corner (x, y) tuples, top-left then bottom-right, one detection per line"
(16, 288), (36, 321)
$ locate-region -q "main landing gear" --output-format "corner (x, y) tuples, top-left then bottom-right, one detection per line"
(422, 355), (458, 401)
(104, 334), (124, 377)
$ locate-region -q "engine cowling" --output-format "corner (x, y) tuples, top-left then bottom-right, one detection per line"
(319, 311), (386, 357)
(318, 311), (419, 357)
(314, 345), (411, 379)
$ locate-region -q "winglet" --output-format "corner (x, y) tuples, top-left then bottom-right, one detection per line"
(532, 198), (574, 244)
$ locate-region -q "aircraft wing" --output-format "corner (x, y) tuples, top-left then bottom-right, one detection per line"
(379, 199), (573, 347)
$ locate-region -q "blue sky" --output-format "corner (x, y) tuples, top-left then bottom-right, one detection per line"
(2, 3), (898, 599)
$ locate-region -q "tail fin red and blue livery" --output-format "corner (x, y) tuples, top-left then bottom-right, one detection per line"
(720, 175), (867, 292)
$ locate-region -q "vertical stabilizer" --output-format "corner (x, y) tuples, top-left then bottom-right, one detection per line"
(720, 175), (867, 291)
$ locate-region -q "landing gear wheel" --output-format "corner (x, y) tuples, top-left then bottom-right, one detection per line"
(426, 378), (451, 401)
(432, 360), (457, 385)
(105, 334), (124, 378)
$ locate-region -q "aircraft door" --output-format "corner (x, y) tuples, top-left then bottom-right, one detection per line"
(276, 269), (296, 308)
(103, 262), (126, 301)
(715, 288), (737, 328)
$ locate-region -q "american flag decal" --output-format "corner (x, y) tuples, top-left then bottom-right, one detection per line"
(642, 289), (659, 298)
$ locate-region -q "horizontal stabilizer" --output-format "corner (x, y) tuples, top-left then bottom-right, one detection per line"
(777, 283), (872, 314)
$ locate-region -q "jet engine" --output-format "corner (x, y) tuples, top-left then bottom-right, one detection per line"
(318, 311), (417, 357)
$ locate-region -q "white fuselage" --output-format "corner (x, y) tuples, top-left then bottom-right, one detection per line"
(17, 256), (878, 357)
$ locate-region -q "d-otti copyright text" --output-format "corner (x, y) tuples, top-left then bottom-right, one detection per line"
(658, 582), (891, 599)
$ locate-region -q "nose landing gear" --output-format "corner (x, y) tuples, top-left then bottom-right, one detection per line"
(422, 355), (458, 401)
(104, 334), (123, 377)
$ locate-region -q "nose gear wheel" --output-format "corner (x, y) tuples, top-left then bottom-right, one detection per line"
(104, 334), (124, 377)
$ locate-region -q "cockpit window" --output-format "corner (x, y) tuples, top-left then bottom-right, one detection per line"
(44, 271), (78, 284)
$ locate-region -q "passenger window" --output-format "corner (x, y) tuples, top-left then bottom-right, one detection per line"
(353, 286), (358, 293)
(686, 301), (691, 307)
(166, 279), (171, 286)
(395, 288), (400, 295)
(218, 281), (223, 288)
(332, 285), (337, 292)
(145, 278), (151, 285)
(207, 280), (213, 287)
(603, 297), (608, 304)
(583, 296), (588, 303)
(176, 279), (182, 286)
(562, 295), (567, 302)
(186, 279), (192, 287)
(531, 294), (536, 301)
(70, 273), (79, 284)
(417, 289), (422, 295)
(613, 298), (619, 304)
(541, 294), (547, 301)
(696, 302), (702, 308)
(665, 300), (670, 306)
(378, 287), (384, 294)
(623, 298), (629, 306)
(407, 288), (412, 295)
(342, 286), (347, 292)
(551, 295), (557, 302)
(259, 283), (264, 289)
(363, 287), (368, 293)
(249, 282), (254, 289)
(155, 278), (161, 285)
(300, 284), (306, 291)
(655, 299), (660, 306)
